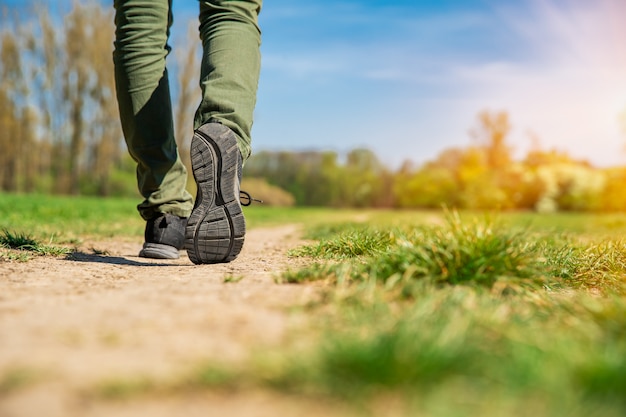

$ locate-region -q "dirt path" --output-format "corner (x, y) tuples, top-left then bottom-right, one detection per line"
(0, 225), (354, 417)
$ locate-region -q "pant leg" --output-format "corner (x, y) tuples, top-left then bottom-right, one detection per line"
(113, 0), (193, 220)
(195, 0), (262, 162)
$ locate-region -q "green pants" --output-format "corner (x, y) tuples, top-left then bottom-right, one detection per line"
(113, 0), (262, 220)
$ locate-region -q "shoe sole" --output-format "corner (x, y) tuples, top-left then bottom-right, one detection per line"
(185, 123), (245, 264)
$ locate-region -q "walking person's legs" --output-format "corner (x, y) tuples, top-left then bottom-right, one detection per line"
(113, 0), (193, 259)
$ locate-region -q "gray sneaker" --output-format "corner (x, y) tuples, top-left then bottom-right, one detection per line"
(185, 122), (245, 264)
(139, 213), (187, 259)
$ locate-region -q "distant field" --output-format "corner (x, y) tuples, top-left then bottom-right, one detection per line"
(0, 193), (365, 242)
(3, 192), (626, 241)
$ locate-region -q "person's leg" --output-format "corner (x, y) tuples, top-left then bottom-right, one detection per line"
(113, 0), (193, 259)
(113, 0), (193, 220)
(185, 0), (262, 264)
(195, 0), (262, 162)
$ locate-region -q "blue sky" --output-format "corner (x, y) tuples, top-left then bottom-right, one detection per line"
(5, 0), (626, 167)
(239, 0), (625, 167)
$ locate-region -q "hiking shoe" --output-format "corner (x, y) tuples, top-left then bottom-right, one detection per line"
(185, 122), (245, 264)
(139, 213), (187, 259)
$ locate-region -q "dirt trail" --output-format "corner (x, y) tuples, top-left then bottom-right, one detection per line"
(0, 225), (351, 417)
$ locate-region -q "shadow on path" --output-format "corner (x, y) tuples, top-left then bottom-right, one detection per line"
(65, 251), (184, 267)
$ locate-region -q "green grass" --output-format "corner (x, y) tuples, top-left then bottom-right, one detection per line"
(290, 226), (395, 259)
(0, 229), (72, 261)
(0, 229), (40, 248)
(498, 211), (626, 236)
(288, 213), (544, 291)
(0, 193), (143, 242)
(288, 211), (626, 293)
(257, 289), (626, 417)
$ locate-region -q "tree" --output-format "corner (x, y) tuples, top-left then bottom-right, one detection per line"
(393, 165), (459, 208)
(25, 2), (124, 195)
(63, 3), (123, 194)
(470, 110), (512, 171)
(343, 148), (390, 207)
(0, 19), (35, 192)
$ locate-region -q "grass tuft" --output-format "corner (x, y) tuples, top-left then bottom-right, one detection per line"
(0, 229), (39, 250)
(0, 249), (32, 262)
(290, 227), (395, 259)
(287, 211), (554, 291)
(363, 212), (544, 287)
(544, 240), (626, 293)
(0, 229), (72, 259)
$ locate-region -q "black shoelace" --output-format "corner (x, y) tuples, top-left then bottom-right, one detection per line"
(240, 191), (263, 206)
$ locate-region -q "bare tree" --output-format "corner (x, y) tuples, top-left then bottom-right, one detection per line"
(82, 3), (123, 195)
(0, 24), (32, 192)
(35, 11), (70, 192)
(63, 3), (93, 194)
(31, 1), (122, 195)
(470, 110), (513, 171)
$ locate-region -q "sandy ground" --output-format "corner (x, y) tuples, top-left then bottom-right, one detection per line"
(0, 225), (356, 417)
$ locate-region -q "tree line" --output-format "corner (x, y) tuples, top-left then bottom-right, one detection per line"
(245, 110), (626, 212)
(2, 2), (625, 211)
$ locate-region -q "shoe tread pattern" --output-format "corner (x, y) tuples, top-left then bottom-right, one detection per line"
(185, 123), (245, 264)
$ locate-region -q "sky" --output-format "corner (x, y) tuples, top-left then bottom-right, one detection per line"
(4, 0), (626, 168)
(231, 0), (626, 168)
